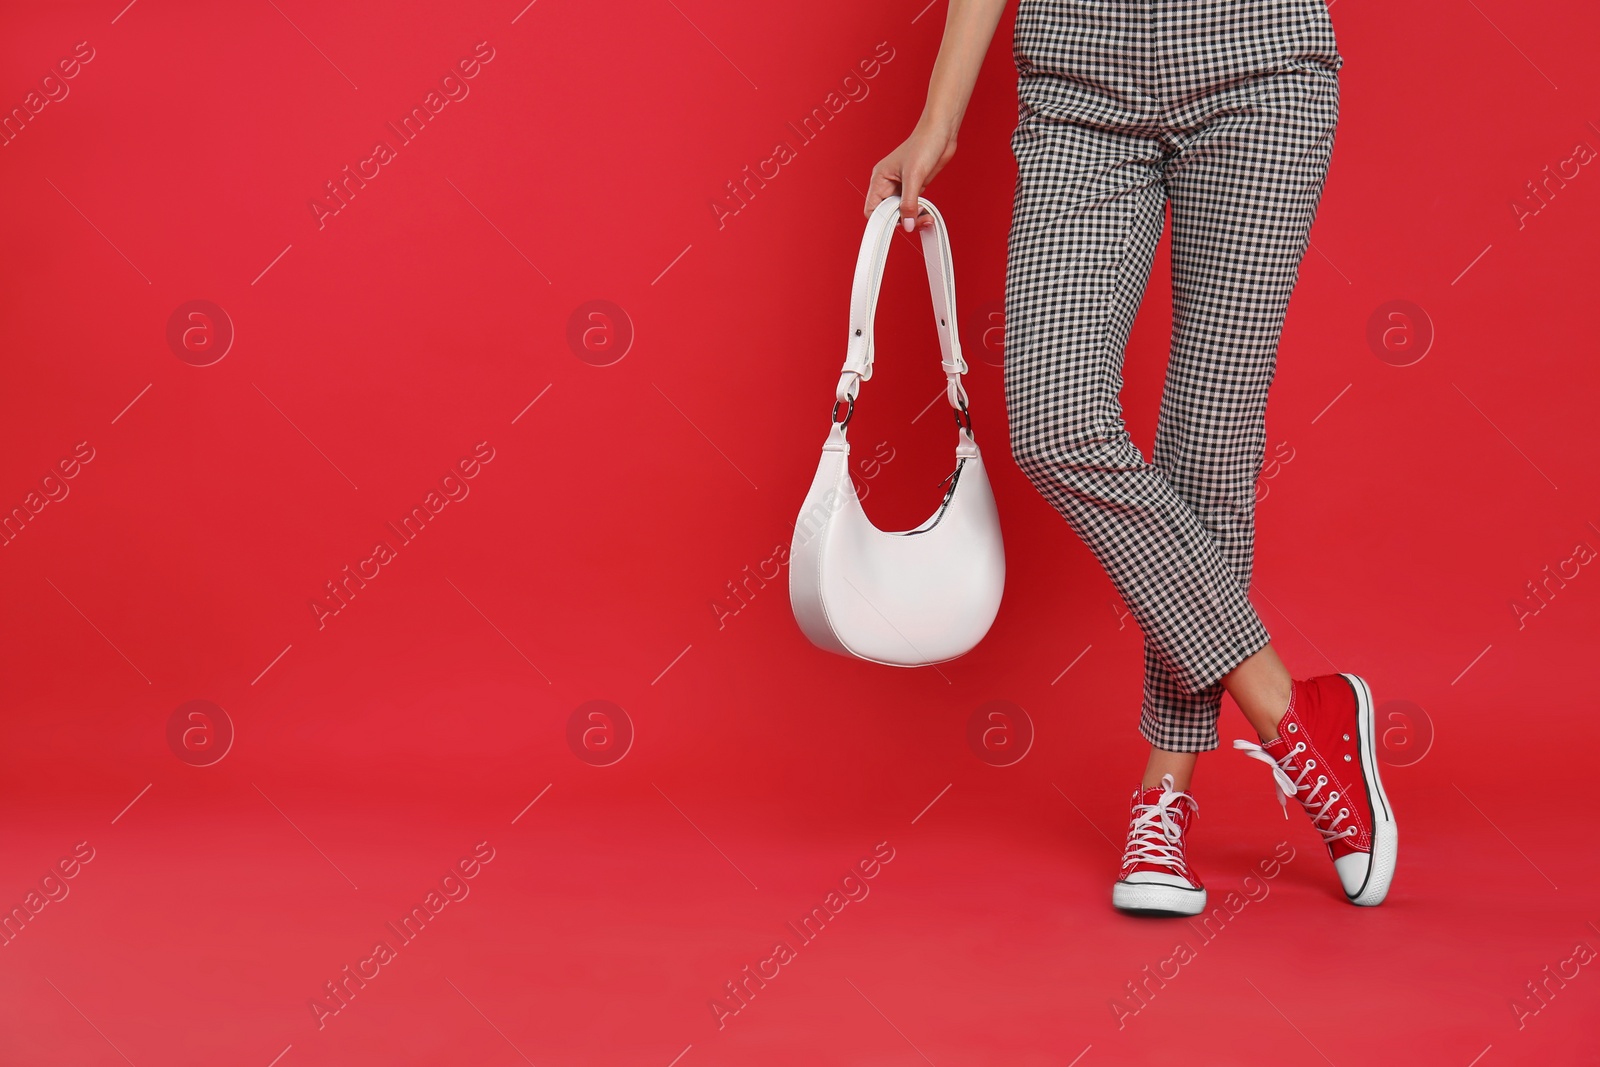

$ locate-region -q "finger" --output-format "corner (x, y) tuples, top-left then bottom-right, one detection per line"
(899, 174), (923, 232)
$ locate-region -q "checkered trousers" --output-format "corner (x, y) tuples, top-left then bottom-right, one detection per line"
(1003, 0), (1343, 751)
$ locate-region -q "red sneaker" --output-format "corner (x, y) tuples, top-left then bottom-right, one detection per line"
(1233, 673), (1398, 906)
(1112, 773), (1206, 916)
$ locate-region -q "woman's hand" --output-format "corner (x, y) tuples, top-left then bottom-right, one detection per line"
(863, 0), (1007, 230)
(865, 117), (959, 233)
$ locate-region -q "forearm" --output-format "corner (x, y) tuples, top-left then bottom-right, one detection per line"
(920, 0), (1010, 138)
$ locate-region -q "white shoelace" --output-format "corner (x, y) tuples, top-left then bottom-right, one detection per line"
(1233, 738), (1357, 845)
(1121, 773), (1195, 874)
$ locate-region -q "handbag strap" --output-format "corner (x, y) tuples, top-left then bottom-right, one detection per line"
(835, 195), (971, 420)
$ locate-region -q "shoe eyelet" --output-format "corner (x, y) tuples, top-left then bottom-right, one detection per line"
(1344, 754), (1352, 762)
(1287, 723), (1297, 733)
(1338, 808), (1349, 819)
(1306, 759), (1316, 769)
(1329, 791), (1339, 801)
(1317, 776), (1327, 786)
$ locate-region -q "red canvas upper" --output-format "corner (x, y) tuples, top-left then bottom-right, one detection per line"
(1255, 675), (1375, 861)
(1118, 777), (1204, 888)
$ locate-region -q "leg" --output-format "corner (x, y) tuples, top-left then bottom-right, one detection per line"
(1153, 44), (1392, 908)
(1223, 645), (1293, 741)
(1004, 111), (1273, 722)
(1142, 746), (1198, 791)
(1137, 59), (1342, 752)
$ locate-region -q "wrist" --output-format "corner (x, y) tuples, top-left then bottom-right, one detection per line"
(918, 107), (962, 144)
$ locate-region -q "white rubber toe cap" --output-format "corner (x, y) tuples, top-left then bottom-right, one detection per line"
(1113, 876), (1207, 916)
(1121, 871), (1198, 890)
(1334, 851), (1371, 898)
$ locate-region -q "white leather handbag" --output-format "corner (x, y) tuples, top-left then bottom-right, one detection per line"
(788, 195), (1005, 667)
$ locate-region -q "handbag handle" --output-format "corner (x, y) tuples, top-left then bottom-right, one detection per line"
(834, 195), (971, 428)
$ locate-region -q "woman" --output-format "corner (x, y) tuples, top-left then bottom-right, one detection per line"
(865, 0), (1396, 916)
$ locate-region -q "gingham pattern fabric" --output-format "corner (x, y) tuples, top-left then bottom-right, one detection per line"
(1003, 0), (1343, 752)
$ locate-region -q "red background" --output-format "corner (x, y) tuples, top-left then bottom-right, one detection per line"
(2, 0), (1597, 1064)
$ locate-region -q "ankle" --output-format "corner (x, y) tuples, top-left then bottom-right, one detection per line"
(1257, 680), (1297, 744)
(1141, 747), (1198, 792)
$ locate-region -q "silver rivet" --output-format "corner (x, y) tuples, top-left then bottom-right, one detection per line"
(1344, 754), (1352, 761)
(1342, 733), (1350, 741)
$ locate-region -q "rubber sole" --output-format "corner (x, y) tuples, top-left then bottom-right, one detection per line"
(1342, 672), (1398, 906)
(1112, 880), (1207, 917)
